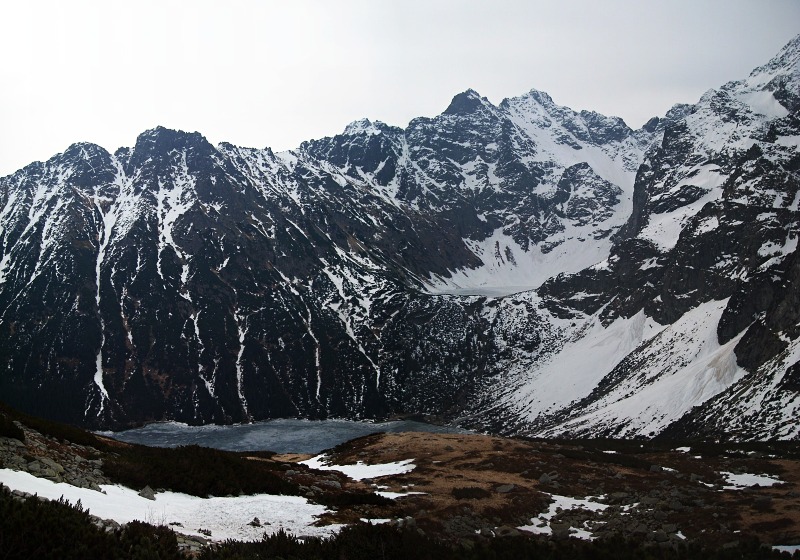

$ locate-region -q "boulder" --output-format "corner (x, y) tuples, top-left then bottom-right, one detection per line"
(138, 486), (156, 500)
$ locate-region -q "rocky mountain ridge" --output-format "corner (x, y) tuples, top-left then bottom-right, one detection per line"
(0, 35), (798, 439)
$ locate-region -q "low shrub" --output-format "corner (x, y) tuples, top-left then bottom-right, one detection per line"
(452, 486), (491, 500)
(104, 444), (299, 497)
(0, 485), (182, 559)
(200, 523), (799, 560)
(313, 490), (393, 508)
(0, 413), (24, 441)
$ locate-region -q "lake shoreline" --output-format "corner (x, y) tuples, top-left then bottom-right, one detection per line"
(98, 417), (470, 455)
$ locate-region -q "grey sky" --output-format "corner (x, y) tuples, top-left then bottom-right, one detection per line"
(1, 0), (798, 177)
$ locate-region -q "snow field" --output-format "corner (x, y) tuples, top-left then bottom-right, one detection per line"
(506, 308), (665, 424)
(0, 469), (340, 542)
(0, 449), (424, 541)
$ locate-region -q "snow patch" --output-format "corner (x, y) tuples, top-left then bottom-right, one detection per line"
(518, 494), (607, 539)
(300, 455), (415, 481)
(428, 227), (617, 296)
(721, 471), (783, 489)
(736, 90), (789, 119)
(773, 545), (800, 554)
(639, 165), (725, 251)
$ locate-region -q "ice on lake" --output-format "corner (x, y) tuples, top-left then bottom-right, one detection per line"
(100, 418), (468, 454)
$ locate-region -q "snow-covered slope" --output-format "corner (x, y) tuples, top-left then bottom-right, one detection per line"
(0, 35), (799, 440)
(461, 35), (800, 440)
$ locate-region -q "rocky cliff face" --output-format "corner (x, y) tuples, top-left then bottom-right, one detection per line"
(0, 36), (798, 439)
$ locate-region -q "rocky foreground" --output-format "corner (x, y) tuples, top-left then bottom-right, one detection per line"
(2, 406), (800, 556)
(294, 432), (800, 549)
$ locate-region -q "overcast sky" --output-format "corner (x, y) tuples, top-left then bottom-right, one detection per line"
(1, 1), (798, 177)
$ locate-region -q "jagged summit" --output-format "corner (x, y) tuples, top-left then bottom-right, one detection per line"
(709, 34), (800, 115)
(61, 141), (109, 159)
(442, 89), (493, 115)
(133, 126), (210, 151)
(504, 87), (556, 107)
(342, 118), (388, 136)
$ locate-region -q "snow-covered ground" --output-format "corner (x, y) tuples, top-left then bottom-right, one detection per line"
(0, 469), (341, 541)
(299, 455), (416, 481)
(721, 471), (783, 490)
(0, 455), (423, 541)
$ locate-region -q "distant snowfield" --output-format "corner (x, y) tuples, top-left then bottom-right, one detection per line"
(424, 128), (640, 298)
(426, 225), (620, 297)
(0, 469), (341, 541)
(428, 285), (539, 297)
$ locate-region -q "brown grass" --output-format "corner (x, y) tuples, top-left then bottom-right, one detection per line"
(287, 432), (800, 544)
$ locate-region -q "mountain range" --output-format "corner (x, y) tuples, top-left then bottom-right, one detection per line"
(0, 35), (798, 439)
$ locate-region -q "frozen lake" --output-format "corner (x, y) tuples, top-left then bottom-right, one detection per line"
(101, 418), (469, 454)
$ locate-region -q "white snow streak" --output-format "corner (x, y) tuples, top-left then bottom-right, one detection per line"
(88, 179), (125, 417)
(320, 262), (381, 388)
(155, 152), (195, 301)
(233, 308), (250, 419)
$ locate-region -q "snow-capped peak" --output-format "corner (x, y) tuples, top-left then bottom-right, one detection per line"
(343, 118), (385, 137)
